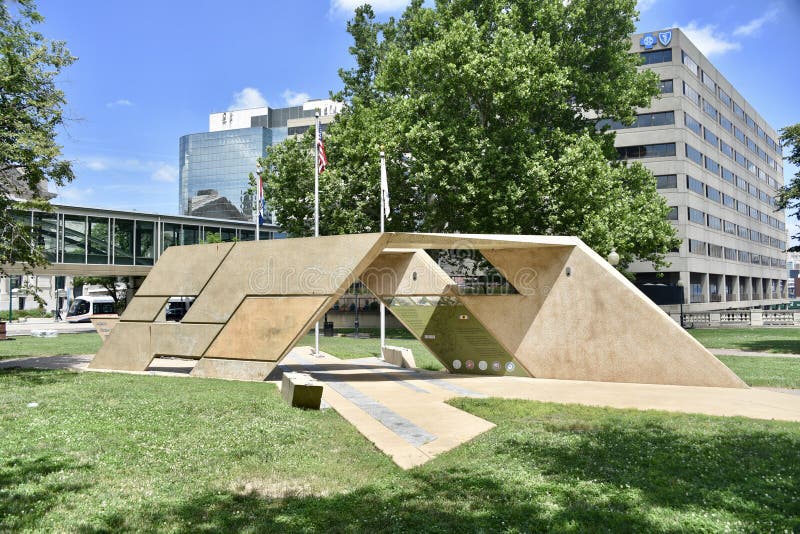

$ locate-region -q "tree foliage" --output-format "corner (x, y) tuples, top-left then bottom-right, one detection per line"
(261, 0), (679, 269)
(776, 123), (800, 250)
(0, 0), (75, 272)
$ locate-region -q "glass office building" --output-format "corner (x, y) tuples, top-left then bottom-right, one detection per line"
(178, 101), (338, 222)
(179, 128), (278, 222)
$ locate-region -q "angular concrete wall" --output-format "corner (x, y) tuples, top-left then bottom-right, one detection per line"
(90, 233), (746, 388)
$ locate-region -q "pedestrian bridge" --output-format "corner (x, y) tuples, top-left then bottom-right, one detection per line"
(3, 203), (281, 277)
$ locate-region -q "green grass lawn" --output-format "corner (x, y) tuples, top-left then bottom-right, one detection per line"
(717, 355), (800, 389)
(1, 369), (798, 532)
(0, 333), (102, 360)
(690, 328), (800, 354)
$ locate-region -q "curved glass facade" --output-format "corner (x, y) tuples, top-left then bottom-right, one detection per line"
(179, 127), (276, 222)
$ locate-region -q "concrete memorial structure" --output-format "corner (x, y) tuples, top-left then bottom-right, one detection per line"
(89, 233), (745, 388)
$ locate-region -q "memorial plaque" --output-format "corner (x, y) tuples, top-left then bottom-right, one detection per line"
(387, 296), (528, 376)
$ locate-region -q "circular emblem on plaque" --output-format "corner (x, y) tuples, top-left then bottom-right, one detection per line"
(505, 362), (516, 372)
(492, 361), (501, 372)
(478, 360), (488, 371)
(452, 359), (462, 370)
(465, 360), (475, 370)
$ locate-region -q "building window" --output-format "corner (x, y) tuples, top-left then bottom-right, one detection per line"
(703, 128), (718, 148)
(684, 112), (702, 135)
(687, 175), (705, 194)
(722, 194), (736, 209)
(706, 185), (721, 202)
(735, 151), (746, 167)
(718, 87), (731, 107)
(689, 239), (706, 255)
(733, 101), (745, 120)
(724, 247), (737, 260)
(738, 250), (750, 263)
(734, 125), (745, 142)
(704, 155), (720, 175)
(702, 99), (718, 120)
(746, 136), (757, 153)
(660, 79), (674, 93)
(688, 207), (705, 224)
(641, 48), (673, 65)
(682, 50), (699, 75)
(745, 114), (756, 130)
(656, 174), (678, 189)
(738, 224), (749, 237)
(721, 167), (735, 183)
(708, 243), (723, 257)
(685, 144), (703, 165)
(757, 125), (766, 139)
(723, 220), (736, 234)
(666, 206), (679, 220)
(707, 215), (722, 230)
(617, 143), (676, 159)
(750, 229), (760, 242)
(701, 71), (716, 92)
(720, 140), (733, 158)
(683, 82), (701, 105)
(719, 114), (732, 132)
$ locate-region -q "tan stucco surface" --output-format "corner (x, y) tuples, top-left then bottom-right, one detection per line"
(91, 233), (746, 387)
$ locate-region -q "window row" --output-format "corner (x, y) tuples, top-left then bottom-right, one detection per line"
(680, 49), (781, 157)
(683, 85), (781, 180)
(679, 201), (786, 250)
(598, 111), (675, 130)
(686, 238), (787, 268)
(617, 142), (676, 159)
(684, 143), (780, 209)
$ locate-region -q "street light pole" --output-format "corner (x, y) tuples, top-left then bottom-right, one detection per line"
(677, 279), (685, 328)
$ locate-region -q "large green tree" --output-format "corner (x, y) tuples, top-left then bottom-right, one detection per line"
(261, 0), (679, 269)
(776, 123), (800, 250)
(0, 0), (75, 272)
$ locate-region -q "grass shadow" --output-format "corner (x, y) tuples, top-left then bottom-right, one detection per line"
(0, 367), (81, 386)
(0, 454), (93, 531)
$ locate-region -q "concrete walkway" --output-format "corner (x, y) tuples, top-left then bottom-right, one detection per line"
(5, 350), (800, 469)
(5, 319), (96, 336)
(712, 348), (800, 359)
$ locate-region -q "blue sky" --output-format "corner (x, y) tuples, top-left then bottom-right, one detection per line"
(34, 0), (800, 244)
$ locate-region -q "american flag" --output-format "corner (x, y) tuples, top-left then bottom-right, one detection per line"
(317, 127), (328, 173)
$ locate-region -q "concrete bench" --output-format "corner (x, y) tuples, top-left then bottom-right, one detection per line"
(281, 372), (324, 410)
(381, 345), (416, 369)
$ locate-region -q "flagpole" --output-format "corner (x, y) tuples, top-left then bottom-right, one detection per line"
(314, 112), (320, 357)
(379, 148), (386, 359)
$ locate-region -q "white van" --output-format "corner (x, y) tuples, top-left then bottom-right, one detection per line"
(66, 295), (118, 323)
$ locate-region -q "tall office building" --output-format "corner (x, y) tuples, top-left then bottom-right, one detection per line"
(179, 99), (341, 221)
(617, 28), (788, 311)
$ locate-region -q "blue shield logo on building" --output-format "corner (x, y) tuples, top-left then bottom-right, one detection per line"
(658, 30), (672, 46)
(640, 33), (657, 49)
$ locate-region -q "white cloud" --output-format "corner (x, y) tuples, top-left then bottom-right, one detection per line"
(733, 7), (779, 36)
(282, 89), (311, 107)
(228, 87), (268, 110)
(151, 163), (178, 183)
(85, 159), (108, 171)
(55, 186), (94, 203)
(106, 99), (133, 108)
(637, 0), (657, 12)
(330, 0), (409, 13)
(679, 21), (741, 57)
(78, 156), (177, 182)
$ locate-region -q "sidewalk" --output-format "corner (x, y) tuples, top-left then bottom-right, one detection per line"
(711, 348), (800, 359)
(5, 319), (97, 336)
